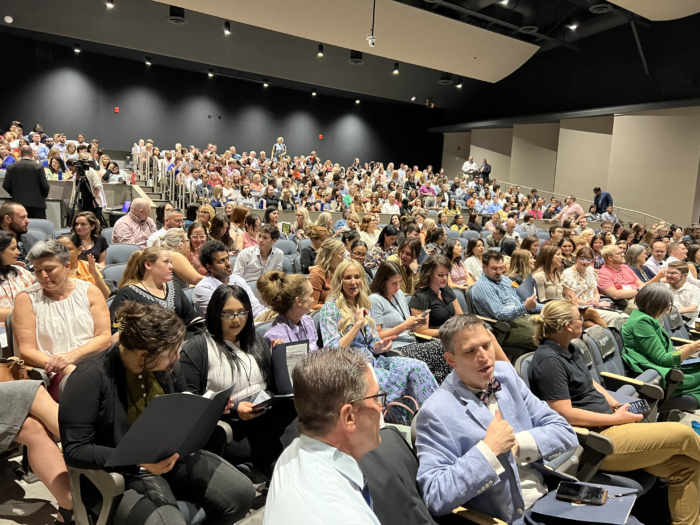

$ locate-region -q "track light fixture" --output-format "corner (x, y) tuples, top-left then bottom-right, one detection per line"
(567, 23), (578, 30)
(393, 62), (399, 74)
(74, 44), (81, 54)
(312, 89), (317, 96)
(456, 77), (463, 88)
(208, 68), (214, 77)
(317, 44), (324, 57)
(224, 20), (231, 34)
(145, 57), (152, 66)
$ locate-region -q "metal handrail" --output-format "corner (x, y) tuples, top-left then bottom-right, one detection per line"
(466, 175), (668, 227)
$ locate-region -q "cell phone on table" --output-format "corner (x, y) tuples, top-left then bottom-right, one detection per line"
(419, 309), (432, 318)
(556, 482), (608, 505)
(627, 399), (650, 415)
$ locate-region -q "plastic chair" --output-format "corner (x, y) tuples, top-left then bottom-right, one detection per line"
(452, 288), (468, 314)
(247, 280), (264, 305)
(102, 227), (114, 245)
(275, 239), (298, 258)
(104, 244), (141, 265)
(479, 231), (491, 240)
(229, 256), (237, 268)
(461, 230), (480, 241)
(445, 230), (460, 239)
(282, 256), (294, 274)
(293, 254), (301, 274)
(298, 239), (312, 252)
(536, 232), (551, 242)
(183, 287), (195, 304)
(428, 210), (438, 216)
(102, 264), (127, 284)
(28, 218), (55, 238)
(255, 321), (272, 340)
(26, 228), (47, 241)
(458, 238), (470, 250)
(53, 227), (71, 239)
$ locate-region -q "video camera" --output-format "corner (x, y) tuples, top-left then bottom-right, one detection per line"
(74, 159), (91, 177)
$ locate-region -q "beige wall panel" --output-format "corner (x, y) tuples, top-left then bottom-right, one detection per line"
(608, 107), (700, 226)
(510, 123), (560, 191)
(470, 128), (513, 183)
(554, 116), (614, 202)
(608, 0), (700, 21)
(441, 132), (472, 178)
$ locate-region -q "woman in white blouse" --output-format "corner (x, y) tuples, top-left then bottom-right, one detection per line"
(463, 238), (485, 285)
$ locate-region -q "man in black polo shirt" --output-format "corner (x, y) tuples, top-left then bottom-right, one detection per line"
(529, 300), (700, 525)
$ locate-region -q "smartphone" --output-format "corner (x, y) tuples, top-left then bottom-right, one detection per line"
(556, 482), (608, 505)
(419, 309), (432, 318)
(627, 399), (651, 415)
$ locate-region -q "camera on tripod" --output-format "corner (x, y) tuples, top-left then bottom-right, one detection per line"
(74, 159), (91, 177)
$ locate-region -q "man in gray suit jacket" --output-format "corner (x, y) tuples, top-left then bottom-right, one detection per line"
(3, 146), (50, 219)
(416, 315), (578, 524)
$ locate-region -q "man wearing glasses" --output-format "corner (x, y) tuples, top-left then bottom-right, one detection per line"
(265, 347), (385, 525)
(665, 261), (700, 328)
(416, 315), (577, 523)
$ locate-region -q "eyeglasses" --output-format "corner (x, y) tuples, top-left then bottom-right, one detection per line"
(487, 266), (506, 273)
(221, 311), (250, 321)
(353, 251), (367, 258)
(578, 258), (592, 263)
(568, 316), (584, 324)
(349, 389), (388, 407)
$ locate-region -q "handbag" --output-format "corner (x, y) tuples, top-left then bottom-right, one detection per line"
(0, 357), (31, 382)
(383, 395), (419, 426)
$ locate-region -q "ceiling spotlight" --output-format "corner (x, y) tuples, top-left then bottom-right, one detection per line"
(393, 62), (399, 75)
(355, 98), (360, 104)
(145, 57), (152, 66)
(224, 20), (231, 35)
(312, 89), (317, 96)
(317, 44), (324, 57)
(567, 23), (578, 30)
(74, 44), (81, 54)
(456, 77), (463, 88)
(263, 79), (269, 87)
(411, 96), (416, 101)
(208, 68), (214, 77)
(3, 16), (13, 24)
(106, 0), (114, 8)
(500, 0), (508, 4)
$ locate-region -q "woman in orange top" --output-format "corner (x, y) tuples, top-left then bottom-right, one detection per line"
(57, 234), (111, 299)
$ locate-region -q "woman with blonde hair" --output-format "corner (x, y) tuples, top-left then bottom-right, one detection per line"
(420, 218), (436, 245)
(359, 214), (381, 249)
(313, 211), (334, 237)
(308, 238), (345, 310)
(506, 249), (535, 286)
(291, 208), (311, 240)
(229, 205), (247, 240)
(197, 203), (215, 232)
(98, 154), (111, 173)
(350, 194), (365, 214)
(109, 246), (197, 334)
(319, 259), (438, 422)
(271, 137), (286, 161)
(161, 229), (205, 289)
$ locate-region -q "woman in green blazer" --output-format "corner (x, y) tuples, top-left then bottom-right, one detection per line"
(622, 283), (700, 403)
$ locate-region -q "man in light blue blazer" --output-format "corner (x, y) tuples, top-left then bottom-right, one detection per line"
(416, 315), (578, 524)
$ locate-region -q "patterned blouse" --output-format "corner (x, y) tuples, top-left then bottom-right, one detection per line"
(562, 265), (599, 301)
(0, 266), (34, 315)
(365, 243), (398, 270)
(450, 260), (468, 286)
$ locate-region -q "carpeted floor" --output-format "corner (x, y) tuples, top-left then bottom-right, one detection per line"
(0, 453), (58, 525)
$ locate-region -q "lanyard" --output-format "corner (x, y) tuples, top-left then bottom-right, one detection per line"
(387, 295), (406, 321)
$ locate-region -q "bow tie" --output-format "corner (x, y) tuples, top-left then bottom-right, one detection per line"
(477, 378), (502, 404)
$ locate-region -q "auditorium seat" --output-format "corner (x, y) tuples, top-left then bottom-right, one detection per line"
(104, 244), (141, 265)
(27, 218), (55, 238)
(445, 230), (460, 239)
(102, 263), (127, 285)
(52, 227), (71, 239)
(26, 228), (47, 241)
(102, 227), (114, 244)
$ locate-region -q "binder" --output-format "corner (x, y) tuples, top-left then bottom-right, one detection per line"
(105, 387), (233, 467)
(271, 340), (309, 395)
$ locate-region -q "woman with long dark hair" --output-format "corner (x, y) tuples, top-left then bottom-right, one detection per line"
(0, 230), (33, 322)
(443, 238), (468, 290)
(365, 225), (399, 270)
(181, 284), (297, 477)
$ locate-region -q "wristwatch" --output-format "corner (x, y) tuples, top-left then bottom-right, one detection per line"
(412, 269), (419, 275)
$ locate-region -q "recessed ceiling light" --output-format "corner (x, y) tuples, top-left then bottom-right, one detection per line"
(106, 0), (114, 8)
(567, 23), (578, 30)
(355, 98), (360, 104)
(263, 79), (269, 87)
(500, 0), (508, 4)
(145, 57), (152, 66)
(312, 89), (317, 96)
(224, 20), (231, 35)
(317, 44), (324, 57)
(411, 96), (416, 101)
(393, 62), (399, 75)
(74, 44), (81, 54)
(456, 77), (463, 88)
(208, 68), (214, 78)
(3, 16), (13, 24)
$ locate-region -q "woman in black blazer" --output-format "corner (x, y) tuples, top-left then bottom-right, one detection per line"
(180, 285), (298, 477)
(59, 301), (255, 525)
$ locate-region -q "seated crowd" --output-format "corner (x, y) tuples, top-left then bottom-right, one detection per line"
(4, 130), (700, 525)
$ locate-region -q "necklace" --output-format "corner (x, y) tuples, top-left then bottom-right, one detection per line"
(140, 280), (165, 298)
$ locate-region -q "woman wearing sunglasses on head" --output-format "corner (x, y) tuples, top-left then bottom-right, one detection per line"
(180, 285), (297, 478)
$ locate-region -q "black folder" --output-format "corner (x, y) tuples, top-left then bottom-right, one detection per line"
(105, 387), (234, 467)
(271, 340), (309, 395)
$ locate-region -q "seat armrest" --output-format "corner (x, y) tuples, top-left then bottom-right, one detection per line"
(68, 467), (125, 525)
(452, 506), (507, 525)
(216, 420), (233, 443)
(600, 371), (664, 401)
(671, 337), (694, 345)
(414, 332), (434, 341)
(572, 427), (614, 482)
(663, 369), (685, 401)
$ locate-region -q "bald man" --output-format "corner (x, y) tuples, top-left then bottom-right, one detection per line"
(112, 198), (157, 248)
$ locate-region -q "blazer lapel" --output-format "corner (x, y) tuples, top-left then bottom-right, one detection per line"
(450, 375), (493, 431)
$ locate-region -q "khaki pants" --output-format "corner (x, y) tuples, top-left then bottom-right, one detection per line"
(600, 422), (700, 525)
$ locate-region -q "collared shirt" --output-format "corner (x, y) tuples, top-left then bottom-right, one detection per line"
(470, 274), (542, 322)
(668, 281), (700, 328)
(487, 202), (503, 214)
(559, 203), (584, 223)
(264, 314), (318, 351)
(381, 203), (400, 215)
(147, 227), (167, 248)
(644, 256), (663, 276)
(232, 245), (284, 281)
(462, 160), (478, 174)
(112, 212), (157, 249)
(597, 263), (640, 293)
(193, 274), (267, 318)
(474, 201), (488, 214)
(265, 435), (381, 525)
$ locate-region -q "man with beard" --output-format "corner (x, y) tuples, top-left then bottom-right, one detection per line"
(0, 202), (38, 265)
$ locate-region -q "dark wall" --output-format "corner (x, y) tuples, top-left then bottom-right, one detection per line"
(0, 33), (445, 168)
(450, 15), (700, 123)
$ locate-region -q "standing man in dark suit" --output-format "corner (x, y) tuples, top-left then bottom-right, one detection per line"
(479, 158), (492, 183)
(3, 146), (50, 219)
(593, 187), (613, 215)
